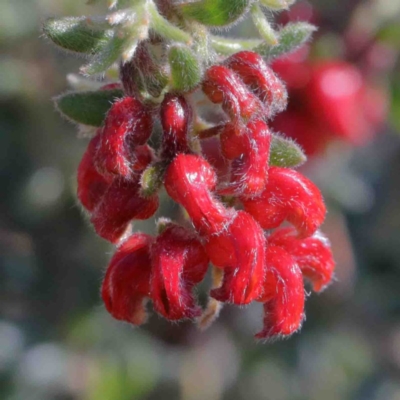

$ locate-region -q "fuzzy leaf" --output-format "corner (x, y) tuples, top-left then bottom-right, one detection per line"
(251, 3), (278, 45)
(255, 22), (316, 60)
(270, 135), (306, 168)
(168, 45), (201, 92)
(260, 0), (295, 10)
(210, 36), (262, 55)
(180, 0), (250, 27)
(42, 17), (111, 55)
(54, 89), (124, 126)
(81, 33), (130, 75)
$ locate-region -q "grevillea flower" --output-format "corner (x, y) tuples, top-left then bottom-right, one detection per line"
(267, 227), (335, 292)
(94, 96), (154, 178)
(49, 0), (336, 341)
(225, 51), (288, 117)
(256, 245), (305, 340)
(160, 94), (193, 158)
(102, 233), (153, 325)
(241, 166), (326, 238)
(150, 224), (209, 320)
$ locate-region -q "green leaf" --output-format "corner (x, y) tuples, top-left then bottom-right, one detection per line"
(260, 0), (295, 10)
(254, 22), (316, 60)
(168, 45), (201, 92)
(270, 135), (306, 168)
(42, 17), (112, 55)
(210, 36), (262, 55)
(180, 0), (250, 27)
(81, 32), (130, 75)
(54, 89), (124, 126)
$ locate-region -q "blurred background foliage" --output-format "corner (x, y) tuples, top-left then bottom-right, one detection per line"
(1, 0), (400, 399)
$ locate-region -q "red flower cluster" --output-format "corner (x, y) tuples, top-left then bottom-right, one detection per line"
(77, 51), (335, 340)
(271, 48), (388, 155)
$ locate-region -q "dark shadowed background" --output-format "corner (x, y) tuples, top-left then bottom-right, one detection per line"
(1, 1), (400, 399)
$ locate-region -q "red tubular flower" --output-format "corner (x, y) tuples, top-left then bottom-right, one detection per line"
(101, 233), (153, 325)
(219, 119), (272, 197)
(150, 224), (209, 320)
(91, 176), (159, 243)
(160, 94), (193, 158)
(165, 154), (266, 304)
(241, 167), (326, 238)
(268, 227), (335, 292)
(225, 51), (288, 117)
(94, 96), (153, 178)
(255, 245), (305, 340)
(77, 133), (112, 212)
(306, 61), (372, 145)
(202, 65), (265, 122)
(209, 211), (266, 304)
(164, 153), (234, 237)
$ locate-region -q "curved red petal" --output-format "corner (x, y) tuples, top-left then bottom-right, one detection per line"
(255, 245), (305, 340)
(242, 167), (326, 237)
(150, 224), (209, 320)
(268, 227), (335, 292)
(101, 233), (153, 325)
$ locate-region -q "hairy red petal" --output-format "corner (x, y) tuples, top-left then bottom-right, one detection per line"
(101, 233), (153, 325)
(202, 65), (265, 121)
(160, 94), (193, 158)
(209, 211), (266, 304)
(95, 97), (153, 178)
(150, 225), (209, 320)
(241, 167), (326, 237)
(221, 119), (272, 197)
(255, 245), (305, 340)
(226, 51), (288, 117)
(268, 227), (335, 292)
(77, 133), (112, 212)
(91, 176), (159, 243)
(164, 154), (234, 236)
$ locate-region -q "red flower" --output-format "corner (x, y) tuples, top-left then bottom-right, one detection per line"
(225, 51), (288, 117)
(256, 245), (305, 340)
(150, 224), (209, 320)
(160, 94), (193, 158)
(241, 166), (326, 238)
(102, 233), (153, 325)
(268, 227), (335, 292)
(95, 97), (153, 178)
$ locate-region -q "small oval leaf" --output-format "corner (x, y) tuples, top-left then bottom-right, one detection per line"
(255, 22), (316, 60)
(54, 89), (124, 126)
(180, 0), (250, 27)
(270, 134), (307, 168)
(42, 17), (111, 54)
